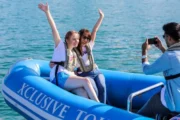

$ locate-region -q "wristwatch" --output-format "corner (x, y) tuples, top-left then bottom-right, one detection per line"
(142, 55), (147, 59)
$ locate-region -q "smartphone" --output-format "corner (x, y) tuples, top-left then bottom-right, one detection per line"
(148, 38), (157, 44)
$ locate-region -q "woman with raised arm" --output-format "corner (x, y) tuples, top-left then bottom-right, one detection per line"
(73, 9), (106, 103)
(38, 3), (99, 102)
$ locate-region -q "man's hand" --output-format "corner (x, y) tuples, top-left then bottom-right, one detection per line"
(142, 39), (151, 53)
(141, 39), (151, 63)
(154, 37), (166, 53)
(49, 61), (55, 68)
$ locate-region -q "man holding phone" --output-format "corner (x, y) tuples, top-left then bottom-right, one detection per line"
(139, 22), (180, 118)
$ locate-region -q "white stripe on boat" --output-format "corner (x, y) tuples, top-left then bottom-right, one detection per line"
(2, 83), (62, 120)
(1, 90), (41, 120)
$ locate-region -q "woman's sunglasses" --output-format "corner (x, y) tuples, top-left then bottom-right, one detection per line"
(82, 36), (90, 41)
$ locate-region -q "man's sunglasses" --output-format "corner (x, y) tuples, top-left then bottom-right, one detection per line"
(163, 35), (165, 39)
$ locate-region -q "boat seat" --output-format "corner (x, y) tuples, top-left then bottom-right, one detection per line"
(155, 112), (180, 120)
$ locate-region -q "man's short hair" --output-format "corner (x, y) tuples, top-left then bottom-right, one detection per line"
(163, 22), (180, 42)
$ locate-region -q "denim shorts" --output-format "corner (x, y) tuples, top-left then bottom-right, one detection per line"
(52, 72), (69, 88)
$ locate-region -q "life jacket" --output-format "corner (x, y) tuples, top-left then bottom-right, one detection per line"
(74, 44), (96, 73)
(163, 42), (180, 112)
(51, 42), (77, 85)
(165, 42), (180, 80)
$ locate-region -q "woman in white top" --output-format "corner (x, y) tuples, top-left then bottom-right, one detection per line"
(38, 3), (99, 102)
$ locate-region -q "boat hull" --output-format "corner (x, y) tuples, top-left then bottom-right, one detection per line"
(2, 59), (164, 120)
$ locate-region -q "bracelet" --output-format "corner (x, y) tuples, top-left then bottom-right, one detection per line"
(142, 55), (147, 59)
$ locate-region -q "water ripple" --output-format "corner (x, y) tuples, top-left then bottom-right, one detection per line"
(0, 0), (180, 118)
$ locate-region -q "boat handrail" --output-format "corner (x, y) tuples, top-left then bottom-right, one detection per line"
(127, 82), (164, 112)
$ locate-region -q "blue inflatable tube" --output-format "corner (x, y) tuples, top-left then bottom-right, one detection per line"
(1, 59), (165, 120)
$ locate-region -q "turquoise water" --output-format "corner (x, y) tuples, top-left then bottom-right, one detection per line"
(0, 0), (180, 119)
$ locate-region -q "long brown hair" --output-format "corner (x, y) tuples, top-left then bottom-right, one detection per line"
(77, 29), (91, 55)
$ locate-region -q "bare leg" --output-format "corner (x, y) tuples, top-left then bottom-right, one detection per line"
(64, 76), (100, 102)
(71, 88), (89, 99)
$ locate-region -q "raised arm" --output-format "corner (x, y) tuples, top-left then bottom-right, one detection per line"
(91, 9), (104, 42)
(38, 3), (60, 47)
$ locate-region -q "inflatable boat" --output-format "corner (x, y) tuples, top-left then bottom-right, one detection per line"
(1, 59), (166, 120)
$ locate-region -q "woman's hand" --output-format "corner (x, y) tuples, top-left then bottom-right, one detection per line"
(38, 3), (49, 13)
(98, 9), (104, 18)
(38, 3), (61, 46)
(91, 9), (104, 42)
